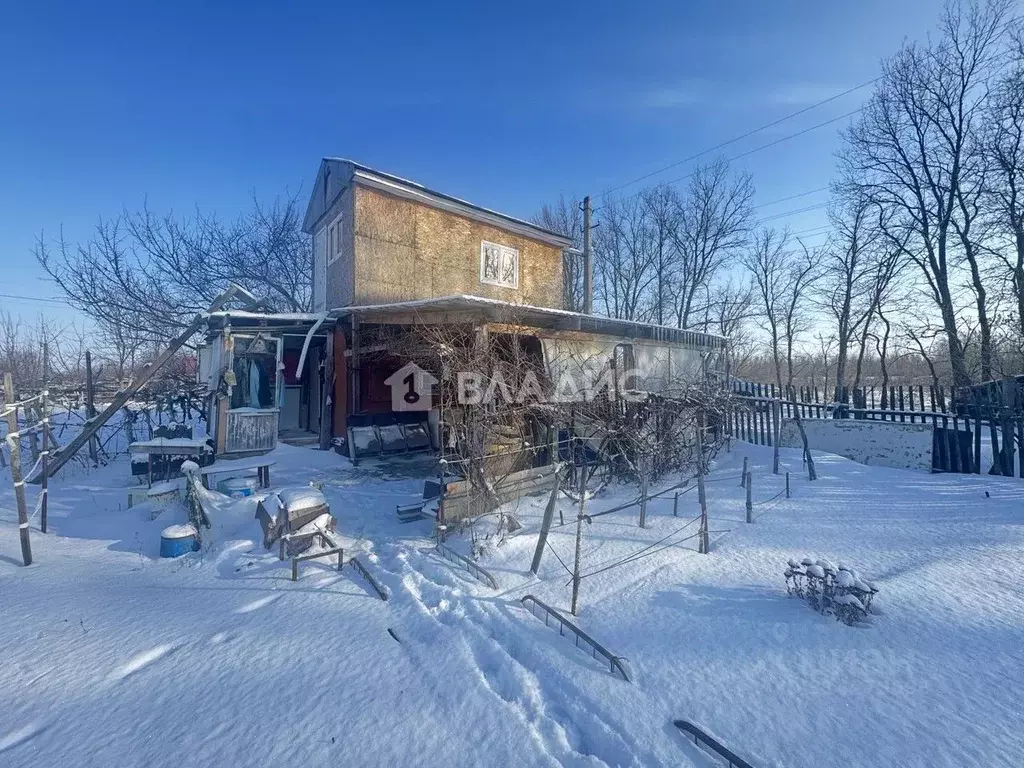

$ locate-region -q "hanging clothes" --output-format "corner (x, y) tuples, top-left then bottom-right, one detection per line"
(249, 359), (262, 407)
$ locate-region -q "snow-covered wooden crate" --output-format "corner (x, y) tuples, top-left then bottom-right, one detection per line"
(255, 485), (332, 548)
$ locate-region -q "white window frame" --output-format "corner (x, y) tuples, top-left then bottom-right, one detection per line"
(327, 214), (344, 264)
(480, 240), (519, 289)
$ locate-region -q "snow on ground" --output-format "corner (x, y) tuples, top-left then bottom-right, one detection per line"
(2, 440), (1024, 767)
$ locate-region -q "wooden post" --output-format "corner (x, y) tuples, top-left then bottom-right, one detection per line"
(349, 316), (361, 417)
(319, 333), (334, 451)
(785, 471), (790, 499)
(741, 456), (748, 488)
(530, 466), (562, 575)
(40, 343), (49, 533)
(638, 471), (649, 528)
(772, 398), (781, 475)
(570, 465), (586, 616)
(85, 350), (99, 467)
(745, 474), (753, 523)
(696, 414), (708, 554)
(673, 491), (679, 517)
(4, 373), (32, 566)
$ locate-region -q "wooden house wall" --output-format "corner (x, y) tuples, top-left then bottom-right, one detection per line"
(350, 185), (564, 309)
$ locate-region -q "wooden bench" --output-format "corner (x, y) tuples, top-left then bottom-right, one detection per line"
(198, 458), (276, 490)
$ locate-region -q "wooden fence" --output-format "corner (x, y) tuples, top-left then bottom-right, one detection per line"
(727, 379), (1024, 478)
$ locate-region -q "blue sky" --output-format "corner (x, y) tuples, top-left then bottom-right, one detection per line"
(1, 0), (946, 326)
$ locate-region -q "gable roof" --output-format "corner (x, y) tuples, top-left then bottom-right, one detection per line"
(302, 158), (573, 248)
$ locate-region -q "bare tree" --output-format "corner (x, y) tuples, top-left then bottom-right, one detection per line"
(36, 194), (312, 350)
(641, 185), (682, 325)
(838, 0), (1009, 388)
(981, 18), (1024, 347)
(533, 195), (586, 312)
(667, 159), (754, 329)
(818, 194), (885, 399)
(741, 228), (821, 477)
(593, 195), (658, 321)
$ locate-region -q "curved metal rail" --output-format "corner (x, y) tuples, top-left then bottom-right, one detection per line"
(434, 543), (499, 589)
(349, 556), (389, 601)
(673, 720), (755, 768)
(519, 594), (629, 681)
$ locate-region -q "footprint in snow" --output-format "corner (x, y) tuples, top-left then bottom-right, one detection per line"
(0, 721), (48, 753)
(233, 594), (280, 614)
(109, 644), (178, 682)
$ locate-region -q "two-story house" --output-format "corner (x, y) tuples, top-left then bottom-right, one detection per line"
(198, 158), (726, 460)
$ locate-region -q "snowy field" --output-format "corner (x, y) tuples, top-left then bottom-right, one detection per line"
(2, 439), (1023, 767)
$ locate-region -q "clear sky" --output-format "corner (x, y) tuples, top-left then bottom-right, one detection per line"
(1, 0), (948, 327)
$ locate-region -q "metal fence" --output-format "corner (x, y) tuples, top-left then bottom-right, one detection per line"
(727, 379), (1024, 477)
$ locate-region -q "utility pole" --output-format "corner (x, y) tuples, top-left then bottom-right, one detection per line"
(582, 196), (592, 315)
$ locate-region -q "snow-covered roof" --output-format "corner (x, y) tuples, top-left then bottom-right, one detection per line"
(331, 295), (727, 350)
(204, 311), (333, 331)
(303, 158), (573, 248)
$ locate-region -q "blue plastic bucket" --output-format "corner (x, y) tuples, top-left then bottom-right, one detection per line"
(160, 525), (200, 557)
(217, 476), (258, 498)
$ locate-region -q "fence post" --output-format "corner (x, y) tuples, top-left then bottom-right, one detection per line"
(772, 398), (781, 475)
(570, 465), (586, 616)
(638, 472), (649, 528)
(40, 342), (49, 534)
(85, 350), (99, 467)
(673, 491), (679, 517)
(745, 474), (753, 524)
(4, 372), (32, 566)
(785, 472), (790, 499)
(530, 466), (562, 575)
(697, 471), (708, 554)
(740, 456), (748, 488)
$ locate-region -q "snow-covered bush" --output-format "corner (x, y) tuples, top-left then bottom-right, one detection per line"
(785, 557), (878, 625)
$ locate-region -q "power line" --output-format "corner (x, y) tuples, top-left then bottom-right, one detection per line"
(753, 201), (829, 225)
(599, 80), (878, 197)
(595, 13), (1024, 210)
(608, 107), (864, 207)
(0, 293), (67, 305)
(752, 187), (829, 210)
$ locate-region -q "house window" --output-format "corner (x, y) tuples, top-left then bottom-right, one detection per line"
(480, 241), (519, 289)
(328, 216), (343, 264)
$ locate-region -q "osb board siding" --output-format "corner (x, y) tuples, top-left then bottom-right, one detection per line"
(325, 186), (355, 308)
(353, 185), (563, 309)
